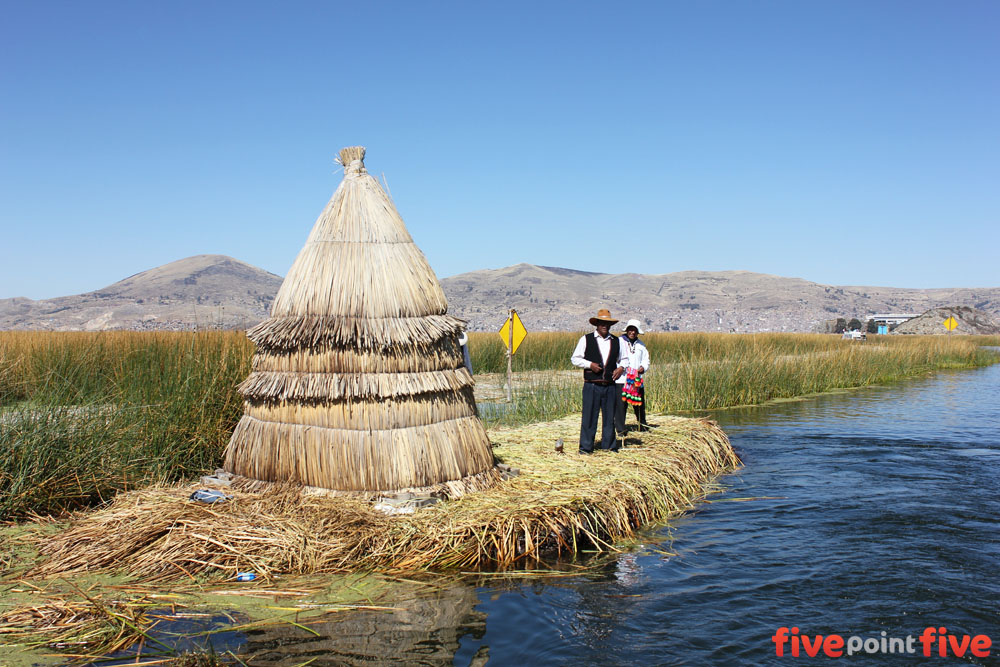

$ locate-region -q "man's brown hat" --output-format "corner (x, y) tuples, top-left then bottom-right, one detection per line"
(589, 309), (619, 326)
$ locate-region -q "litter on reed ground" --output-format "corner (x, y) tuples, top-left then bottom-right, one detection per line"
(25, 414), (738, 581)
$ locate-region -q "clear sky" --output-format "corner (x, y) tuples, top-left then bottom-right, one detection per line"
(2, 1), (998, 299)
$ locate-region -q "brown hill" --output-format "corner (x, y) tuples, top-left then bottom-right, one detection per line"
(440, 264), (1000, 333)
(893, 306), (1000, 335)
(0, 255), (281, 331)
(2, 258), (998, 333)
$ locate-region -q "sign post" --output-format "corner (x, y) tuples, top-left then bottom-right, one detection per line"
(943, 315), (958, 334)
(498, 309), (527, 403)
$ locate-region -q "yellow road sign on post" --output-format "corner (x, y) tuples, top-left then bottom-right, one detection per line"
(498, 309), (527, 403)
(943, 316), (958, 331)
(498, 310), (528, 354)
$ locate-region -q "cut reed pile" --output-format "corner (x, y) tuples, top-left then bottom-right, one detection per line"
(0, 586), (163, 658)
(29, 415), (738, 580)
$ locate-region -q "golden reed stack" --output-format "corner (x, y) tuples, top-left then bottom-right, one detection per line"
(224, 147), (498, 496)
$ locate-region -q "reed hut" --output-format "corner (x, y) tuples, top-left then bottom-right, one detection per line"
(224, 147), (497, 497)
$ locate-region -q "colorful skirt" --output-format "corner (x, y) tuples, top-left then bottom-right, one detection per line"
(622, 368), (643, 406)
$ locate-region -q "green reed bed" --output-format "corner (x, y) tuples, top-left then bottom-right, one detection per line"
(1, 331), (996, 519)
(0, 332), (252, 519)
(467, 332), (578, 374)
(467, 331), (854, 373)
(468, 331), (999, 371)
(471, 332), (1000, 424)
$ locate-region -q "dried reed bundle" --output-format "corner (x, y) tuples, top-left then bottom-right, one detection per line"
(251, 339), (464, 373)
(0, 591), (156, 656)
(236, 368), (474, 402)
(34, 415), (739, 578)
(0, 570), (372, 658)
(229, 416), (495, 491)
(225, 147), (495, 494)
(248, 314), (467, 351)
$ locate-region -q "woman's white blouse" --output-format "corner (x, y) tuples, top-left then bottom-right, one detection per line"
(617, 338), (651, 384)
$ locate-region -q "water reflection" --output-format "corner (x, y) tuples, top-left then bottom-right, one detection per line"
(238, 581), (487, 666)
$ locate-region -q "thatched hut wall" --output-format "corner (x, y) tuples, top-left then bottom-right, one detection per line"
(224, 146), (496, 495)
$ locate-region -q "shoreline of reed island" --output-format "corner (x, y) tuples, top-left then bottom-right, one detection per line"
(0, 413), (737, 664)
(19, 415), (740, 577)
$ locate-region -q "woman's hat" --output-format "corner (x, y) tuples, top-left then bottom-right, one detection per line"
(624, 319), (644, 334)
(589, 309), (619, 326)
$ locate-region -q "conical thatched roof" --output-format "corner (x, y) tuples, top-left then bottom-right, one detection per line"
(224, 147), (497, 496)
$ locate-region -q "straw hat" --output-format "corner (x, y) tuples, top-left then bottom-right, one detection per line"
(589, 309), (619, 326)
(624, 319), (644, 334)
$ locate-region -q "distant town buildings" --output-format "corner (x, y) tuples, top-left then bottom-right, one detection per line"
(868, 313), (921, 325)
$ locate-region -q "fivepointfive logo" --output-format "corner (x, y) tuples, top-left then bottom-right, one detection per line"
(772, 627), (993, 658)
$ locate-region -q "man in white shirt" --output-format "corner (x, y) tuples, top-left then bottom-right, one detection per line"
(571, 309), (626, 453)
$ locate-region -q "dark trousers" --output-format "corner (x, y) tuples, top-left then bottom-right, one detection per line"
(614, 385), (647, 433)
(580, 382), (617, 452)
(614, 386), (626, 435)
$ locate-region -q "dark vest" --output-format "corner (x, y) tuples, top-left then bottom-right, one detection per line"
(582, 333), (620, 382)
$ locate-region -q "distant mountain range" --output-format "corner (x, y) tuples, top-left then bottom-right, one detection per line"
(2, 255), (998, 333)
(442, 263), (1000, 333)
(0, 255), (281, 331)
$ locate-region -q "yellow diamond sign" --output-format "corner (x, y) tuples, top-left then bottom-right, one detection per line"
(943, 316), (958, 331)
(498, 310), (527, 354)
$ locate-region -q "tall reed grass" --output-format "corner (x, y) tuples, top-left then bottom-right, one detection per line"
(471, 332), (1000, 425)
(0, 332), (251, 518)
(468, 332), (1000, 374)
(1, 330), (996, 518)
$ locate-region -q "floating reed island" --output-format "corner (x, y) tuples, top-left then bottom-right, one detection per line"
(15, 148), (740, 582)
(28, 414), (738, 579)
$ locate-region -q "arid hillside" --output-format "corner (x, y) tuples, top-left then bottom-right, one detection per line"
(0, 255), (281, 331)
(893, 306), (1000, 335)
(440, 264), (1000, 333)
(2, 257), (998, 333)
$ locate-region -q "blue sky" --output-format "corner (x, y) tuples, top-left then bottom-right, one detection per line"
(2, 1), (997, 299)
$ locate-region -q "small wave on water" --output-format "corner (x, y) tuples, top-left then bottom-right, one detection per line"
(452, 364), (1000, 665)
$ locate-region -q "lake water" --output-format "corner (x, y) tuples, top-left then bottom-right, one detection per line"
(109, 361), (1000, 665)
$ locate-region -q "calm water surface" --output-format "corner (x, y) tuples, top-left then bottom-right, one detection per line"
(449, 364), (999, 666)
(145, 363), (1000, 665)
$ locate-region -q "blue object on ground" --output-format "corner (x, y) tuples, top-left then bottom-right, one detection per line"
(189, 488), (232, 504)
(236, 572), (256, 582)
